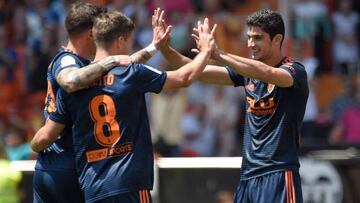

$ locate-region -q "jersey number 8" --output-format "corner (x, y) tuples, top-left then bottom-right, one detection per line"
(89, 95), (121, 147)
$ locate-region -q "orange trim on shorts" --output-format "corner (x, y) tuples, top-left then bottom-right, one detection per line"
(144, 190), (150, 203)
(139, 190), (150, 203)
(285, 170), (296, 203)
(139, 190), (143, 203)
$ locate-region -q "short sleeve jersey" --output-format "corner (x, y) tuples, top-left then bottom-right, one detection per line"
(50, 63), (167, 202)
(226, 57), (309, 180)
(35, 48), (90, 171)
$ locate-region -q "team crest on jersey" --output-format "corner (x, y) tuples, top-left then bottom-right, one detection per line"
(267, 83), (275, 93)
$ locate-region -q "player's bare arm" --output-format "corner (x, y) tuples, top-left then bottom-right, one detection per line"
(196, 65), (233, 85)
(162, 18), (216, 90)
(214, 51), (293, 87)
(129, 8), (171, 64)
(56, 55), (132, 93)
(193, 22), (294, 88)
(157, 9), (192, 68)
(189, 26), (235, 86)
(56, 9), (171, 93)
(30, 120), (65, 152)
(153, 10), (231, 86)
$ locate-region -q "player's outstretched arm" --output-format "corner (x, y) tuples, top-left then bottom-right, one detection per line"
(160, 45), (193, 69)
(190, 22), (234, 86)
(213, 50), (293, 87)
(162, 18), (215, 90)
(56, 55), (131, 93)
(30, 120), (65, 152)
(196, 65), (234, 85)
(155, 8), (192, 68)
(56, 8), (171, 93)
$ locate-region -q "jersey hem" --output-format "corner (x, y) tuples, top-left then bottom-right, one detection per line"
(86, 187), (152, 203)
(34, 166), (76, 172)
(240, 165), (299, 180)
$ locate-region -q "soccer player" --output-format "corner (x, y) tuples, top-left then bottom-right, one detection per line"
(31, 11), (215, 203)
(34, 3), (169, 203)
(160, 9), (308, 203)
(33, 3), (106, 202)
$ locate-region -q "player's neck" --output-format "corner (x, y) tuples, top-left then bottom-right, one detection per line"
(65, 40), (92, 59)
(262, 50), (284, 67)
(94, 46), (127, 61)
(94, 48), (111, 62)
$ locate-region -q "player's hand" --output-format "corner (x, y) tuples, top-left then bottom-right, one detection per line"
(191, 19), (219, 58)
(114, 55), (132, 67)
(192, 18), (217, 54)
(152, 8), (172, 50)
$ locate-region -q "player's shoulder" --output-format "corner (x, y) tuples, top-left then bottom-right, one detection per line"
(52, 48), (89, 68)
(53, 48), (78, 62)
(125, 62), (161, 74)
(280, 57), (306, 74)
(281, 57), (304, 67)
(109, 63), (162, 79)
(110, 62), (139, 74)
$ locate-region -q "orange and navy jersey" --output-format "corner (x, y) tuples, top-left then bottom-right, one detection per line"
(49, 63), (167, 202)
(36, 48), (90, 172)
(226, 56), (309, 180)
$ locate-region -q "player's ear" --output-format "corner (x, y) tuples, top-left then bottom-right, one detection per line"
(88, 29), (93, 39)
(116, 36), (125, 48)
(273, 34), (282, 46)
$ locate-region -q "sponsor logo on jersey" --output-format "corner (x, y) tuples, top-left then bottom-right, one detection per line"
(86, 142), (133, 163)
(246, 96), (276, 115)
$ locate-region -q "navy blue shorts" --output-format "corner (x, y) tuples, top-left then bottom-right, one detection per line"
(94, 190), (152, 203)
(33, 169), (84, 203)
(234, 170), (303, 203)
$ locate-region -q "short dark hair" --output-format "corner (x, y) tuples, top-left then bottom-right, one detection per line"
(93, 11), (135, 49)
(246, 9), (285, 45)
(65, 1), (107, 37)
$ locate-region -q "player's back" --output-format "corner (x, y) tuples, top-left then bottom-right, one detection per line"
(36, 48), (90, 171)
(51, 62), (167, 202)
(34, 48), (89, 203)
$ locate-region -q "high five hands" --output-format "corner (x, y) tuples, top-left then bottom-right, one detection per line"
(191, 19), (219, 58)
(152, 8), (217, 55)
(192, 18), (217, 54)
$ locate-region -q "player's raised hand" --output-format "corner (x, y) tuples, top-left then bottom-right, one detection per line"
(191, 19), (219, 58)
(152, 8), (171, 50)
(193, 18), (217, 54)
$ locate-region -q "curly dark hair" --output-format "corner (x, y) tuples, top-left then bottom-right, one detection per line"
(246, 9), (285, 45)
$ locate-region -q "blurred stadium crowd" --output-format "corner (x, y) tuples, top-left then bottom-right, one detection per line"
(0, 0), (359, 161)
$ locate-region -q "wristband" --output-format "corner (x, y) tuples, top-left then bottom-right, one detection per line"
(144, 42), (158, 56)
